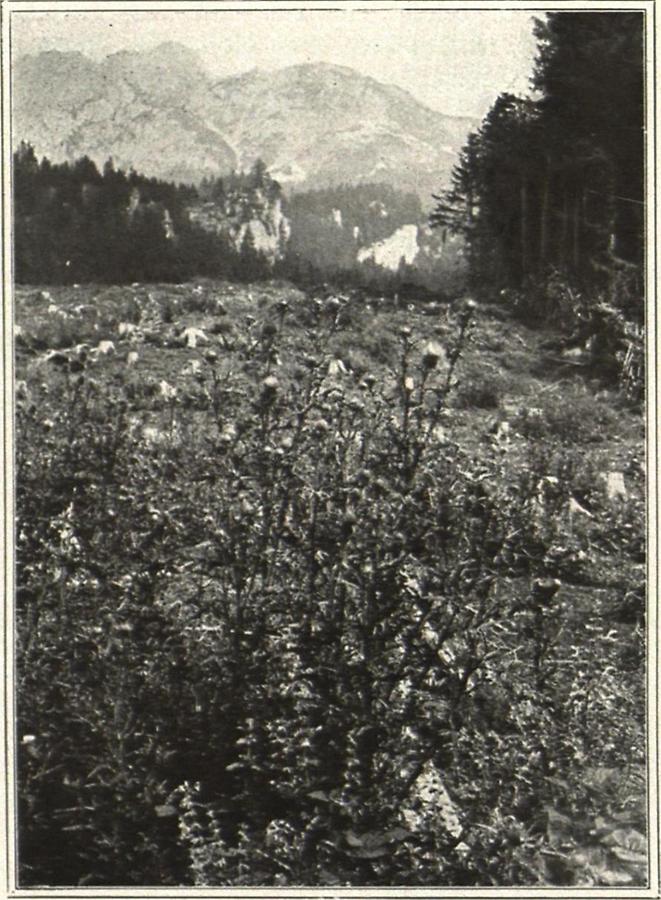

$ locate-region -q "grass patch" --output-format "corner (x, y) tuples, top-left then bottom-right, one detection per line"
(513, 383), (620, 444)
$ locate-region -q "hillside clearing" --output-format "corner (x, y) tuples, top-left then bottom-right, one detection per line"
(14, 279), (646, 887)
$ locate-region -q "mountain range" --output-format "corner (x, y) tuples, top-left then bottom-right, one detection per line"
(12, 42), (477, 201)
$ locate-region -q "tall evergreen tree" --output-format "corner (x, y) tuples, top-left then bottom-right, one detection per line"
(431, 11), (644, 301)
(532, 12), (644, 270)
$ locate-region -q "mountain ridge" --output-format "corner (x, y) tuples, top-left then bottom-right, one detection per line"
(13, 42), (478, 199)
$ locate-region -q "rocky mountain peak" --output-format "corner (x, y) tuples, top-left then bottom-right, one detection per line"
(13, 45), (478, 199)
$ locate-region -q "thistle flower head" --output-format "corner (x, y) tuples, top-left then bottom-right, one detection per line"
(310, 417), (330, 435)
(459, 298), (477, 325)
(262, 375), (279, 391)
(421, 340), (445, 370)
(260, 376), (279, 402)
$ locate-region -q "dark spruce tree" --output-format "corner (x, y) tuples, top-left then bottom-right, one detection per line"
(431, 11), (644, 306)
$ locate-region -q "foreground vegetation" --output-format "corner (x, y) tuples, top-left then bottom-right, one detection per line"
(16, 279), (646, 887)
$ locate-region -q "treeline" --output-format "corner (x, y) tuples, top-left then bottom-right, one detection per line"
(12, 145), (271, 284)
(285, 183), (464, 295)
(285, 183), (419, 284)
(198, 159), (282, 208)
(432, 12), (644, 316)
(13, 145), (463, 297)
(288, 182), (422, 254)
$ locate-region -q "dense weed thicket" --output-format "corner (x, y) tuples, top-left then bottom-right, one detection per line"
(16, 283), (646, 887)
(497, 269), (645, 406)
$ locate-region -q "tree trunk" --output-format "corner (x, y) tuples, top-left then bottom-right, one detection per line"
(540, 158), (550, 266)
(520, 180), (529, 279)
(572, 197), (580, 269)
(560, 190), (569, 269)
(581, 189), (588, 270)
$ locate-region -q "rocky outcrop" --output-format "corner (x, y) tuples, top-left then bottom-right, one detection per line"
(188, 190), (290, 262)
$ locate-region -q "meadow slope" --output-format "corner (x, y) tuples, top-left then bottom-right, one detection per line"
(14, 279), (646, 887)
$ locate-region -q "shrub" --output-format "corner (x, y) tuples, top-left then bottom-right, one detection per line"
(500, 270), (644, 405)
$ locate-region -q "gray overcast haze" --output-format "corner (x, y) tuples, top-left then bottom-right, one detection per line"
(11, 7), (539, 118)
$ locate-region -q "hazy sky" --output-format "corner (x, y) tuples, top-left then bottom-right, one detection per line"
(11, 6), (539, 118)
